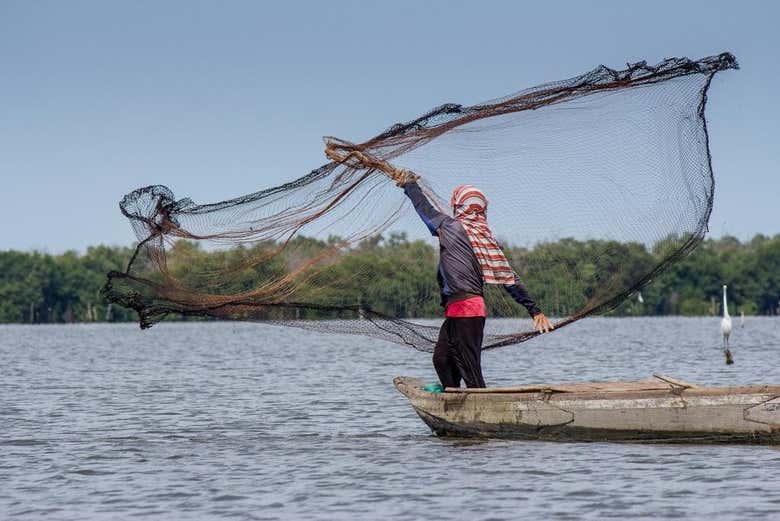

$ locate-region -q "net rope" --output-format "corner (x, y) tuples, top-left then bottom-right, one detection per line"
(103, 53), (738, 351)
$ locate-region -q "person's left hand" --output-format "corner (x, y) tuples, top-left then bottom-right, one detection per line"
(533, 313), (554, 334)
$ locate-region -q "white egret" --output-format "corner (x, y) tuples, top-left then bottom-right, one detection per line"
(721, 285), (734, 364)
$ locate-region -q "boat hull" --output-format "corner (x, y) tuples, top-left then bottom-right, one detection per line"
(394, 376), (780, 444)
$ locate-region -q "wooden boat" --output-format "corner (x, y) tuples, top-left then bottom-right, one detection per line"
(394, 375), (780, 444)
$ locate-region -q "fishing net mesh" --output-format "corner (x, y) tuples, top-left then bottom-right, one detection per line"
(103, 53), (737, 351)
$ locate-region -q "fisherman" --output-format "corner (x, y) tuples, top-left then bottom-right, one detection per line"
(400, 176), (553, 389)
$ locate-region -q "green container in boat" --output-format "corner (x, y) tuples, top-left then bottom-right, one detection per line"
(423, 383), (444, 393)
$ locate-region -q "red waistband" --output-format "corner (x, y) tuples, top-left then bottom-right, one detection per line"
(445, 296), (487, 318)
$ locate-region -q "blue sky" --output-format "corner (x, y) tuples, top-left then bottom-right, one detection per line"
(1, 0), (777, 252)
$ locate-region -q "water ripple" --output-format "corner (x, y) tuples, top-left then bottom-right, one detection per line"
(1, 318), (779, 520)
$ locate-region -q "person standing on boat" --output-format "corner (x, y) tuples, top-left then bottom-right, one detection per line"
(400, 177), (553, 389)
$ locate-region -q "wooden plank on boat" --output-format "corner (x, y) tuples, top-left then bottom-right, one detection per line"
(444, 380), (677, 394)
(445, 384), (558, 394)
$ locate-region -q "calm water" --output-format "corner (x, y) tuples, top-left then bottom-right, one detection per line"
(2, 317), (779, 520)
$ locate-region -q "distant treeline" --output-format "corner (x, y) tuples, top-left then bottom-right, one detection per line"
(1, 234), (779, 324)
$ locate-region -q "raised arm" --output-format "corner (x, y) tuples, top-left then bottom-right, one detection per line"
(402, 179), (449, 236)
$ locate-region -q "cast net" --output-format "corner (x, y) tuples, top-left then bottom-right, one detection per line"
(103, 53), (737, 351)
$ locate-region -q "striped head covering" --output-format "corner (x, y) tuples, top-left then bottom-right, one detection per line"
(450, 185), (515, 285)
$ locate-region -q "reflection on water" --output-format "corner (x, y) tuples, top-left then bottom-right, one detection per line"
(1, 318), (779, 520)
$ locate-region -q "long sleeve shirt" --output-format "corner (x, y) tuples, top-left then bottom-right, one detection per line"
(403, 180), (541, 317)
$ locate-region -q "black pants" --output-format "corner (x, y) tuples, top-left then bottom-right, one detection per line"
(433, 317), (486, 388)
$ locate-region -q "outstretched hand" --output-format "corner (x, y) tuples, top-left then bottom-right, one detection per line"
(533, 313), (554, 334)
(395, 170), (420, 187)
